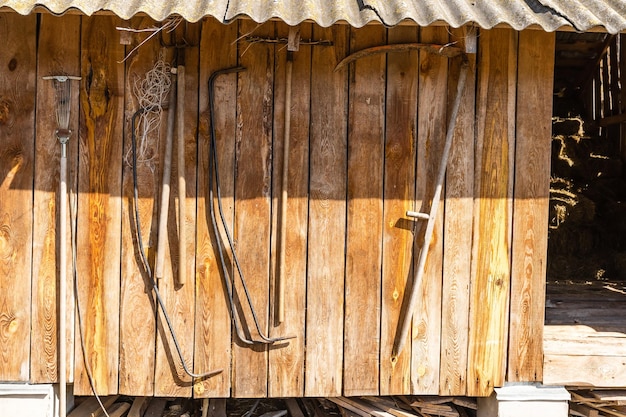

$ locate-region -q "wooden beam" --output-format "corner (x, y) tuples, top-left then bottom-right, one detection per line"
(599, 112), (626, 126)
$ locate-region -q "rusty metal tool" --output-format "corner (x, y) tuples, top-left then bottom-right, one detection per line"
(208, 67), (295, 344)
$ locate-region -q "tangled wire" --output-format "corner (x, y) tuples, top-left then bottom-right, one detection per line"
(126, 58), (172, 168)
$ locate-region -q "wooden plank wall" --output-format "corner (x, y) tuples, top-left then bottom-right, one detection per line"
(0, 14), (556, 398)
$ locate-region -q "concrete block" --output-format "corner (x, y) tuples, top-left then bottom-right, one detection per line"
(477, 383), (570, 417)
(0, 383), (73, 417)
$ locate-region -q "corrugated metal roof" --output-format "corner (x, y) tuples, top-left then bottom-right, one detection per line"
(2, 0), (626, 33)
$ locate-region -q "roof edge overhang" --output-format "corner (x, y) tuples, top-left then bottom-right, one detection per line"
(0, 3), (622, 34)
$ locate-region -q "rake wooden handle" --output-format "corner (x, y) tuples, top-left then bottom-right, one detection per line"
(177, 64), (186, 287)
(155, 71), (177, 280)
(277, 52), (293, 325)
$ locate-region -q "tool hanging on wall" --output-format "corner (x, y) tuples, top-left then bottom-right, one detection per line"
(156, 20), (200, 287)
(276, 26), (299, 325)
(207, 67), (295, 344)
(43, 74), (80, 417)
(130, 105), (223, 379)
(335, 42), (471, 361)
(243, 27), (332, 326)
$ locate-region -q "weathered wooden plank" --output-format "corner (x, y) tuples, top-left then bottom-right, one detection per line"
(154, 21), (201, 397)
(467, 28), (517, 397)
(379, 25), (418, 396)
(31, 14), (80, 384)
(544, 355), (626, 387)
(411, 25), (449, 395)
(74, 15), (125, 395)
(508, 30), (555, 384)
(268, 21), (311, 398)
(439, 26), (476, 397)
(231, 20), (275, 397)
(118, 16), (166, 396)
(0, 12), (36, 382)
(193, 16), (238, 398)
(67, 395), (119, 417)
(343, 23), (386, 397)
(305, 23), (349, 397)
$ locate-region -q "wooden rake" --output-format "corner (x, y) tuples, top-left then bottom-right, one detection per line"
(335, 43), (470, 361)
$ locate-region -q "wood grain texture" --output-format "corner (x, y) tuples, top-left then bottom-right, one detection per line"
(380, 25), (418, 396)
(411, 26), (448, 395)
(305, 24), (348, 397)
(74, 15), (125, 395)
(467, 28), (517, 397)
(543, 355), (626, 387)
(194, 16), (238, 398)
(0, 12), (36, 382)
(507, 30), (555, 383)
(439, 26), (476, 396)
(118, 16), (163, 396)
(343, 24), (386, 397)
(268, 21), (311, 398)
(31, 14), (80, 384)
(231, 20), (275, 398)
(154, 21), (200, 397)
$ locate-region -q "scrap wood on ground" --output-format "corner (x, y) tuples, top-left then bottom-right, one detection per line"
(67, 396), (478, 417)
(569, 389), (626, 417)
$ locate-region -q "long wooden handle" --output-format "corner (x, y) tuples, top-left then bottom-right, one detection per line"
(155, 71), (177, 280)
(59, 146), (68, 417)
(177, 64), (186, 287)
(391, 64), (468, 360)
(277, 53), (293, 325)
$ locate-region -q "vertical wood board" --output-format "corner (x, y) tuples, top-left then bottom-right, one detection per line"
(154, 21), (200, 398)
(467, 28), (517, 397)
(0, 12), (36, 382)
(118, 16), (164, 396)
(194, 16), (238, 398)
(231, 20), (275, 398)
(74, 15), (125, 395)
(305, 23), (349, 397)
(31, 14), (80, 384)
(439, 26), (476, 396)
(268, 21), (312, 398)
(411, 26), (448, 395)
(380, 25), (418, 396)
(344, 24), (386, 397)
(507, 29), (555, 383)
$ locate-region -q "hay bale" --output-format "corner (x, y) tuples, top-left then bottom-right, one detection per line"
(552, 117), (583, 136)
